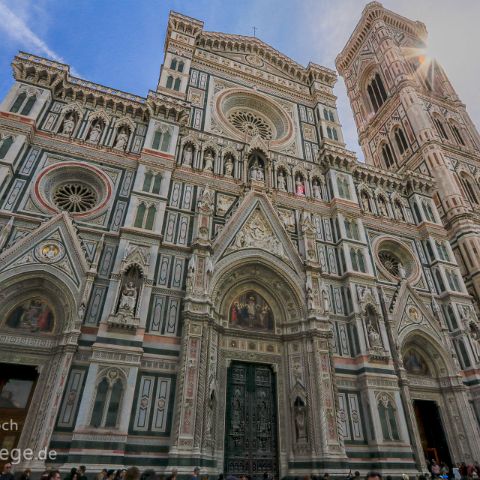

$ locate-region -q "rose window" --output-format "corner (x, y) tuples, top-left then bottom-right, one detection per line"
(53, 183), (97, 213)
(378, 250), (401, 276)
(227, 110), (273, 140)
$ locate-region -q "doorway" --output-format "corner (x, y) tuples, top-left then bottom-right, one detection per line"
(413, 399), (452, 466)
(224, 362), (278, 479)
(0, 363), (38, 454)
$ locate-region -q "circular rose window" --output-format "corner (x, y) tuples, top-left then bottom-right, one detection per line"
(33, 161), (112, 218)
(213, 88), (294, 147)
(374, 237), (420, 283)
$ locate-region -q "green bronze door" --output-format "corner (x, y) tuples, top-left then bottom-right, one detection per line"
(224, 362), (278, 478)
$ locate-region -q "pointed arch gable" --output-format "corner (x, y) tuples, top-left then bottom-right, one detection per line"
(211, 191), (305, 275)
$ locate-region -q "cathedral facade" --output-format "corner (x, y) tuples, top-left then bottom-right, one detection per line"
(1, 2), (480, 478)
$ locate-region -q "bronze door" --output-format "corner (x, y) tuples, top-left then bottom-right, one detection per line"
(224, 362), (278, 478)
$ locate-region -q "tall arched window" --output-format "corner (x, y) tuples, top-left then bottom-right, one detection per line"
(152, 129), (171, 151)
(445, 305), (459, 331)
(378, 395), (400, 441)
(134, 203), (146, 228)
(9, 92), (26, 113)
(170, 58), (178, 70)
(173, 78), (181, 91)
(394, 127), (409, 154)
(461, 174), (478, 204)
(177, 61), (185, 73)
(367, 73), (388, 113)
(381, 143), (396, 169)
(143, 171), (153, 192)
(20, 96), (36, 115)
(323, 108), (329, 120)
(332, 128), (338, 141)
(145, 205), (156, 230)
(152, 174), (162, 195)
(0, 136), (13, 159)
(422, 201), (436, 222)
(166, 76), (174, 89)
(433, 117), (448, 139)
(450, 124), (465, 146)
(327, 127), (333, 139)
(328, 111), (335, 122)
(90, 374), (124, 429)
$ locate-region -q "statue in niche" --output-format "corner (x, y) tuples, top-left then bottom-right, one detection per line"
(250, 161), (264, 182)
(367, 323), (382, 348)
(119, 282), (137, 313)
(203, 151), (214, 172)
(365, 305), (382, 349)
(321, 285), (330, 314)
(116, 265), (142, 318)
(295, 177), (305, 196)
(183, 144), (193, 167)
(277, 170), (287, 191)
(294, 397), (307, 441)
(312, 179), (322, 199)
(361, 193), (370, 211)
(88, 122), (102, 143)
(61, 114), (76, 135)
(114, 129), (129, 150)
(186, 254), (196, 292)
(197, 186), (214, 214)
(224, 156), (234, 177)
(378, 198), (388, 216)
(394, 201), (404, 220)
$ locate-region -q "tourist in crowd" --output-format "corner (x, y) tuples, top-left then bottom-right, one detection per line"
(366, 472), (382, 480)
(0, 463), (14, 480)
(166, 470), (177, 480)
(19, 469), (31, 480)
(65, 468), (78, 480)
(48, 471), (61, 480)
(191, 468), (200, 480)
(78, 466), (87, 480)
(431, 460), (441, 478)
(125, 467), (140, 480)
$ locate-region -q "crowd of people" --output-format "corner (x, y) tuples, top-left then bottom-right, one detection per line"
(2, 464), (480, 480)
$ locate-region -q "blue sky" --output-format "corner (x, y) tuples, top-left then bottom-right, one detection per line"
(1, 0), (479, 160)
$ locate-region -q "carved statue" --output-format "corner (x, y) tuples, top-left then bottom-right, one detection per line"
(307, 287), (314, 310)
(88, 122), (102, 143)
(394, 201), (404, 220)
(295, 177), (305, 196)
(361, 194), (370, 211)
(321, 286), (330, 313)
(294, 400), (307, 441)
(398, 263), (407, 280)
(224, 157), (234, 177)
(114, 130), (129, 150)
(197, 186), (214, 214)
(250, 162), (264, 182)
(203, 151), (214, 172)
(367, 323), (382, 348)
(277, 171), (287, 191)
(62, 117), (75, 135)
(183, 144), (193, 167)
(312, 179), (321, 199)
(119, 281), (137, 313)
(378, 198), (388, 216)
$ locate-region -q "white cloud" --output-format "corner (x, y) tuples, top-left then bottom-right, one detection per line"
(0, 0), (80, 76)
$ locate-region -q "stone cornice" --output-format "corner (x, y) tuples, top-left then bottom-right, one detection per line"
(336, 1), (428, 74)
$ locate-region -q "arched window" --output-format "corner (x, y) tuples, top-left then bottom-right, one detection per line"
(445, 305), (458, 331)
(394, 127), (409, 154)
(433, 117), (448, 139)
(166, 76), (174, 89)
(422, 201), (436, 222)
(134, 203), (146, 228)
(357, 250), (366, 272)
(0, 136), (13, 159)
(413, 201), (422, 223)
(143, 172), (153, 192)
(435, 269), (445, 292)
(425, 240), (435, 261)
(323, 108), (329, 120)
(152, 129), (171, 152)
(436, 241), (449, 261)
(152, 174), (162, 195)
(381, 143), (396, 169)
(10, 92), (26, 113)
(177, 61), (185, 73)
(329, 111), (335, 122)
(170, 58), (178, 70)
(350, 248), (366, 273)
(450, 124), (465, 146)
(337, 175), (351, 200)
(327, 127), (333, 139)
(446, 270), (461, 292)
(20, 96), (36, 115)
(145, 205), (156, 230)
(173, 78), (181, 91)
(378, 396), (400, 441)
(332, 128), (338, 141)
(461, 175), (478, 205)
(367, 73), (388, 113)
(90, 375), (124, 429)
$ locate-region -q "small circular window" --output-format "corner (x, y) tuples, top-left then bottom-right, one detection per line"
(374, 238), (419, 283)
(53, 182), (97, 213)
(34, 161), (112, 218)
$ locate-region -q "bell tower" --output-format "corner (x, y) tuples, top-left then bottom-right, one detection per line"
(336, 1), (480, 306)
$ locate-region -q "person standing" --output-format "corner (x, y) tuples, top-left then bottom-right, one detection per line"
(191, 468), (200, 480)
(0, 463), (14, 480)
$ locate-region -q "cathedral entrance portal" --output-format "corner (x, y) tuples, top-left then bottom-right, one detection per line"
(224, 362), (278, 479)
(0, 363), (38, 465)
(413, 400), (452, 466)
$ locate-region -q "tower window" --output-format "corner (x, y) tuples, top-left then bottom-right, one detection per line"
(451, 124), (465, 146)
(0, 136), (13, 159)
(367, 73), (388, 113)
(461, 175), (478, 205)
(166, 76), (174, 89)
(10, 92), (26, 113)
(433, 117), (448, 139)
(394, 127), (409, 154)
(173, 78), (181, 91)
(381, 143), (396, 169)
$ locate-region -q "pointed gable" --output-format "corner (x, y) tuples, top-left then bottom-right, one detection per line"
(212, 191), (304, 274)
(0, 212), (90, 293)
